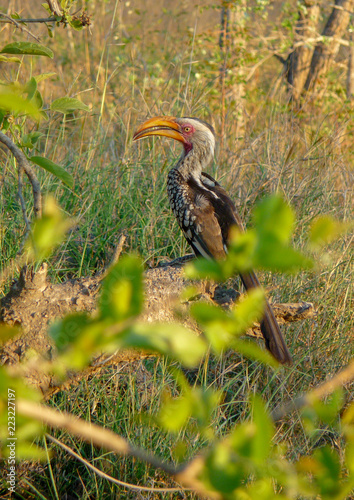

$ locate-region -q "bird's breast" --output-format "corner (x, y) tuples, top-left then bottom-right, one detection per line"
(167, 169), (197, 230)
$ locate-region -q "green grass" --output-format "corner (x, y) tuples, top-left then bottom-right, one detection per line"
(0, 0), (353, 497)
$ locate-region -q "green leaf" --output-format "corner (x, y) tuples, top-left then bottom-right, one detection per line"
(191, 289), (266, 354)
(158, 396), (192, 432)
(314, 445), (342, 497)
(0, 55), (21, 63)
(25, 77), (37, 101)
(255, 240), (313, 272)
(191, 302), (230, 324)
(100, 255), (143, 322)
(0, 42), (53, 58)
(0, 91), (42, 119)
(231, 287), (265, 334)
(35, 72), (57, 83)
(203, 438), (247, 493)
(311, 389), (344, 426)
(250, 394), (274, 462)
(184, 257), (224, 281)
(251, 195), (313, 272)
(25, 196), (72, 260)
(253, 194), (295, 244)
(29, 156), (74, 188)
(68, 18), (84, 30)
(50, 313), (91, 351)
(121, 322), (206, 367)
(50, 97), (90, 114)
(158, 385), (221, 435)
(12, 441), (47, 461)
(309, 216), (352, 250)
(52, 319), (111, 372)
(21, 132), (43, 149)
(232, 339), (279, 367)
(227, 228), (258, 273)
(31, 90), (44, 110)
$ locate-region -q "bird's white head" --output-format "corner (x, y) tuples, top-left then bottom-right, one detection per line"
(133, 116), (216, 169)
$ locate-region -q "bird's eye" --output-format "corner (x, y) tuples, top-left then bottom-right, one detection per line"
(183, 126), (192, 133)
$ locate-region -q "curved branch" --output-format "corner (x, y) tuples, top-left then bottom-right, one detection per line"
(17, 399), (182, 476)
(0, 131), (42, 219)
(46, 434), (187, 493)
(17, 399), (219, 498)
(271, 358), (354, 421)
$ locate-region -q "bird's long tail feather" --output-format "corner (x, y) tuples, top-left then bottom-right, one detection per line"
(240, 271), (293, 365)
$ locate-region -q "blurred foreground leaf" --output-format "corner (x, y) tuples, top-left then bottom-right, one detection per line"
(308, 215), (352, 250)
(0, 368), (44, 460)
(158, 384), (221, 437)
(99, 255), (144, 322)
(190, 288), (272, 364)
(0, 90), (42, 119)
(121, 322), (207, 368)
(25, 196), (73, 260)
(252, 195), (313, 272)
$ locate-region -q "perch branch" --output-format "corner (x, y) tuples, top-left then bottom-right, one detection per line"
(0, 131), (42, 219)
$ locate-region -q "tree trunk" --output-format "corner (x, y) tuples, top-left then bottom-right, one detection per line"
(347, 25), (354, 98)
(219, 1), (246, 145)
(287, 1), (320, 102)
(304, 0), (354, 95)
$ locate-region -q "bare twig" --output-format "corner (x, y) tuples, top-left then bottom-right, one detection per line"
(17, 166), (31, 240)
(0, 16), (57, 24)
(0, 13), (41, 42)
(100, 234), (126, 277)
(271, 358), (354, 421)
(157, 254), (195, 267)
(46, 434), (187, 493)
(0, 131), (42, 219)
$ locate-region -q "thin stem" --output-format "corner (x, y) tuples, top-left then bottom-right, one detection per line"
(0, 131), (42, 219)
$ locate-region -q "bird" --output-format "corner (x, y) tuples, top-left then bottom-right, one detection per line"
(133, 116), (292, 365)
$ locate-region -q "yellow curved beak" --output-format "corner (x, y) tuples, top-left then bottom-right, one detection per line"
(132, 116), (186, 144)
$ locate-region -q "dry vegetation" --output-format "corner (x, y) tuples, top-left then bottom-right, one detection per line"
(0, 0), (353, 498)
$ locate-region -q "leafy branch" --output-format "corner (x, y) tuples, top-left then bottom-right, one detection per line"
(13, 358), (354, 497)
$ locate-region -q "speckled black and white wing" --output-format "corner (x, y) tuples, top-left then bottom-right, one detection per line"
(167, 168), (227, 260)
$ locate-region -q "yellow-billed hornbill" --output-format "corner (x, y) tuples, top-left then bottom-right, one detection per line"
(133, 116), (292, 365)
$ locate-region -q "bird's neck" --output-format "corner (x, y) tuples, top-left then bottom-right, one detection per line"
(176, 144), (213, 180)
